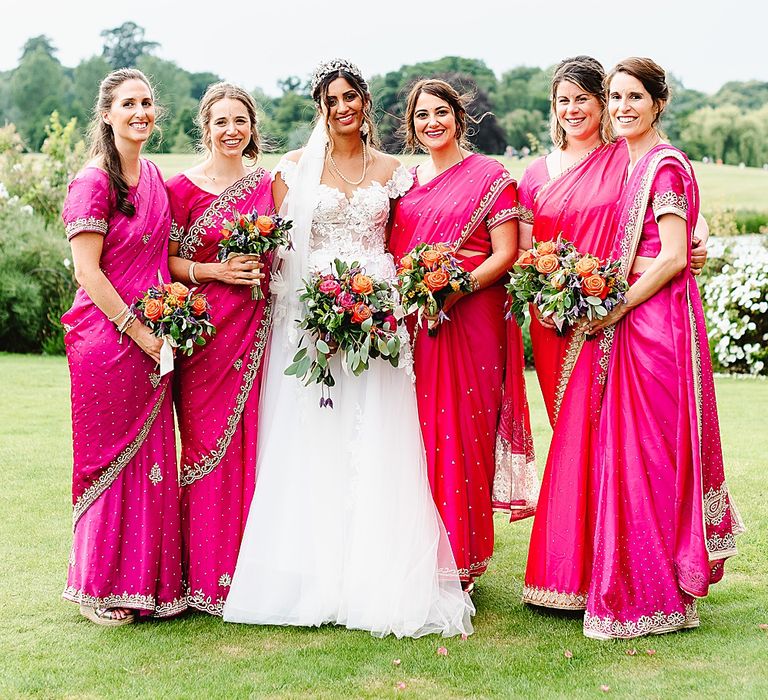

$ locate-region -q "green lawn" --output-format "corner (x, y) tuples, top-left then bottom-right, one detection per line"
(0, 354), (766, 699)
(149, 153), (768, 218)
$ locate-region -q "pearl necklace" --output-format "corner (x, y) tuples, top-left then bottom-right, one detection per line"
(327, 141), (368, 186)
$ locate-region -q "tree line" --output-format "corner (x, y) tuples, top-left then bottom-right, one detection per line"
(2, 23), (768, 166)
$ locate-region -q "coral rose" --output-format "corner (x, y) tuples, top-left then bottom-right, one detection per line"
(536, 240), (557, 255)
(420, 249), (443, 269)
(424, 269), (450, 292)
(351, 274), (374, 295)
(169, 282), (190, 298)
(351, 302), (372, 324)
(534, 254), (559, 274)
(515, 250), (535, 267)
(574, 255), (600, 278)
(143, 298), (164, 322)
(433, 242), (453, 253)
(220, 227), (232, 240)
(190, 295), (207, 316)
(255, 215), (276, 234)
(399, 255), (414, 271)
(550, 269), (567, 290)
(318, 279), (342, 296)
(582, 274), (608, 299)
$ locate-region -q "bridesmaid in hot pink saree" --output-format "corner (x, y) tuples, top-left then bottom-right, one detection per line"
(390, 80), (536, 591)
(61, 69), (185, 624)
(583, 58), (740, 639)
(167, 83), (273, 615)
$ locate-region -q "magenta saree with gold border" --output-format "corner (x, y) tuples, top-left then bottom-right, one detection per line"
(167, 169), (274, 615)
(61, 161), (185, 617)
(583, 145), (740, 639)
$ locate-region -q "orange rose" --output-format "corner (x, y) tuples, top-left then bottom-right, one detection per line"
(550, 269), (567, 290)
(536, 240), (557, 255)
(582, 274), (608, 299)
(221, 227), (232, 240)
(574, 255), (600, 278)
(399, 255), (414, 270)
(350, 302), (372, 324)
(255, 215), (276, 234)
(534, 253), (559, 274)
(169, 281), (190, 299)
(350, 274), (374, 295)
(515, 250), (535, 267)
(190, 294), (207, 316)
(433, 242), (453, 253)
(424, 269), (450, 292)
(420, 249), (443, 269)
(144, 298), (163, 321)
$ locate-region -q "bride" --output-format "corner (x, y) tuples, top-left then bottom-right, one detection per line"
(222, 59), (474, 637)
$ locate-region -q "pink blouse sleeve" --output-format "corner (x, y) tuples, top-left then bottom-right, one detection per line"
(61, 169), (111, 240)
(516, 169), (535, 225)
(486, 180), (520, 232)
(651, 160), (689, 222)
(166, 175), (190, 243)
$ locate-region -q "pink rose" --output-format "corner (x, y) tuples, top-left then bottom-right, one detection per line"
(336, 291), (356, 309)
(318, 279), (342, 296)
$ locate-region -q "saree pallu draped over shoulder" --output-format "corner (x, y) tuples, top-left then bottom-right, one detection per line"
(583, 145), (741, 639)
(521, 141), (630, 610)
(167, 169), (274, 615)
(61, 160), (186, 617)
(389, 154), (537, 584)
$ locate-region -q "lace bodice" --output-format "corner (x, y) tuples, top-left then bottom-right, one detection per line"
(276, 159), (412, 278)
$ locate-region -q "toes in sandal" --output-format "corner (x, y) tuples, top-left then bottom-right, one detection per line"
(79, 605), (135, 626)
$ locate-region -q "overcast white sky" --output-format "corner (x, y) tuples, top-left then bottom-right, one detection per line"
(2, 0), (765, 95)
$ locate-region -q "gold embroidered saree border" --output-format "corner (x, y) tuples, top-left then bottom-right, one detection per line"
(452, 174), (515, 251)
(63, 585), (187, 618)
(180, 303), (272, 487)
(522, 585), (587, 610)
(552, 327), (587, 425)
(72, 386), (168, 528)
(583, 603), (699, 640)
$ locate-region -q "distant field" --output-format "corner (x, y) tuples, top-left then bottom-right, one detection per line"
(149, 153), (767, 216)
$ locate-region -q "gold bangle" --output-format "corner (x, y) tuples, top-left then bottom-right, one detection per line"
(469, 272), (480, 292)
(189, 261), (200, 285)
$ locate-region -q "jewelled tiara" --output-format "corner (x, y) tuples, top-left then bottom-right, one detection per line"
(310, 58), (365, 96)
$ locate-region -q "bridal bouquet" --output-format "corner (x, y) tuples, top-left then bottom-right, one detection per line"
(395, 242), (474, 336)
(132, 277), (216, 374)
(506, 236), (628, 335)
(217, 210), (293, 299)
(285, 259), (401, 408)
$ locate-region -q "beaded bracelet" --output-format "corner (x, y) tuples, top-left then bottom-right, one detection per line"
(108, 304), (129, 323)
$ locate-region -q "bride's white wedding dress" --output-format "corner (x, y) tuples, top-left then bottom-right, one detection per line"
(222, 150), (474, 638)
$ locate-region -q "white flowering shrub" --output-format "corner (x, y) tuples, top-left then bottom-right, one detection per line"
(700, 236), (768, 375)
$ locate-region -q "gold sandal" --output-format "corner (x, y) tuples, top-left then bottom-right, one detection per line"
(79, 605), (135, 626)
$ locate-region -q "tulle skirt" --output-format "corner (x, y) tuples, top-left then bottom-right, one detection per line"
(223, 314), (474, 638)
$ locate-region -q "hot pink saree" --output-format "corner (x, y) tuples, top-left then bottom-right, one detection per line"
(583, 145), (740, 639)
(520, 142), (630, 609)
(167, 170), (273, 615)
(61, 160), (185, 617)
(390, 154), (537, 583)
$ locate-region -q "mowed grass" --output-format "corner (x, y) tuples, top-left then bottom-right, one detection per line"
(0, 353), (766, 699)
(149, 153), (768, 216)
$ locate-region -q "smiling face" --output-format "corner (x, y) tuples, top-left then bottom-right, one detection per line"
(608, 72), (662, 141)
(412, 92), (458, 154)
(104, 78), (155, 146)
(206, 97), (252, 158)
(555, 79), (602, 145)
(323, 77), (366, 138)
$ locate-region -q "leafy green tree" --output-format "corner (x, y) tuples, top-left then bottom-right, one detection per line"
(494, 66), (550, 113)
(21, 35), (57, 60)
(70, 55), (112, 131)
(10, 47), (69, 149)
(189, 71), (223, 100)
(501, 109), (548, 151)
(101, 21), (159, 69)
(713, 81), (768, 111)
